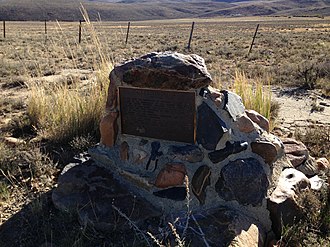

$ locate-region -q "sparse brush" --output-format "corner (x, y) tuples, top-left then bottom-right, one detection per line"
(294, 125), (330, 160)
(27, 10), (113, 144)
(232, 70), (272, 120)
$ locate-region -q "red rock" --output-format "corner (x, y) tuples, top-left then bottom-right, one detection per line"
(246, 109), (270, 132)
(155, 163), (187, 188)
(282, 138), (309, 167)
(251, 141), (278, 165)
(236, 114), (256, 133)
(316, 157), (329, 171)
(105, 79), (118, 110)
(120, 141), (129, 161)
(99, 111), (118, 147)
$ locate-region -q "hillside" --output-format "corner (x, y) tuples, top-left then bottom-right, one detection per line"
(0, 0), (328, 21)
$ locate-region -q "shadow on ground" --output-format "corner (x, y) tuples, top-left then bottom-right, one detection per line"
(0, 160), (263, 247)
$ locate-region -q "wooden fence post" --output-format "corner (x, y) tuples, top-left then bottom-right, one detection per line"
(125, 21), (130, 45)
(3, 21), (5, 38)
(79, 20), (82, 43)
(187, 21), (195, 50)
(248, 24), (260, 56)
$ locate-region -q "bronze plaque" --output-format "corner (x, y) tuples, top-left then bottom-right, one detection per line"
(119, 87), (196, 143)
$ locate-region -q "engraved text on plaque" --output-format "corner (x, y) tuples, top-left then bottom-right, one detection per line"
(119, 87), (196, 143)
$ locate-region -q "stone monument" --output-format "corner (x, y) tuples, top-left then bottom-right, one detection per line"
(53, 52), (329, 246)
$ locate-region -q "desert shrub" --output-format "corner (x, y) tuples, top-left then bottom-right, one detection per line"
(232, 71), (272, 120)
(0, 142), (57, 188)
(294, 125), (330, 160)
(280, 188), (330, 246)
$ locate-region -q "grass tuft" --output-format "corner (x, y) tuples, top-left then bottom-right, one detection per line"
(232, 70), (272, 120)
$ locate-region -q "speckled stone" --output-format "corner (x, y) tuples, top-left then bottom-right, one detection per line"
(215, 158), (268, 206)
(110, 52), (212, 90)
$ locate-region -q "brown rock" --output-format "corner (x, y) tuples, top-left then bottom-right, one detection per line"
(246, 109), (270, 132)
(192, 165), (211, 205)
(208, 87), (224, 107)
(282, 138), (309, 167)
(106, 79), (118, 111)
(120, 141), (129, 161)
(236, 114), (256, 133)
(229, 224), (264, 247)
(155, 163), (187, 188)
(251, 141), (278, 165)
(316, 157), (329, 171)
(109, 52), (212, 90)
(99, 111), (118, 147)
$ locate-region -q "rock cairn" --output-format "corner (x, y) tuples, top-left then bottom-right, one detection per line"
(53, 52), (329, 246)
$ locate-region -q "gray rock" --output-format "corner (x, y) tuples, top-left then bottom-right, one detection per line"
(197, 102), (227, 150)
(222, 90), (245, 121)
(110, 52), (212, 90)
(215, 158), (268, 206)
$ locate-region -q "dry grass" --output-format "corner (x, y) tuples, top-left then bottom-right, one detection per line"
(232, 70), (272, 120)
(27, 6), (112, 144)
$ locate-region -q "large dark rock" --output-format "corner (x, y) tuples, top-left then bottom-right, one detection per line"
(110, 52), (212, 90)
(153, 187), (187, 201)
(52, 161), (161, 232)
(215, 158), (268, 206)
(197, 102), (227, 150)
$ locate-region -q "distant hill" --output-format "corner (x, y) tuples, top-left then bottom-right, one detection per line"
(0, 0), (328, 21)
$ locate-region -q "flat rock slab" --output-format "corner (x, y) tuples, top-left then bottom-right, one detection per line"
(111, 52), (212, 90)
(52, 160), (161, 232)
